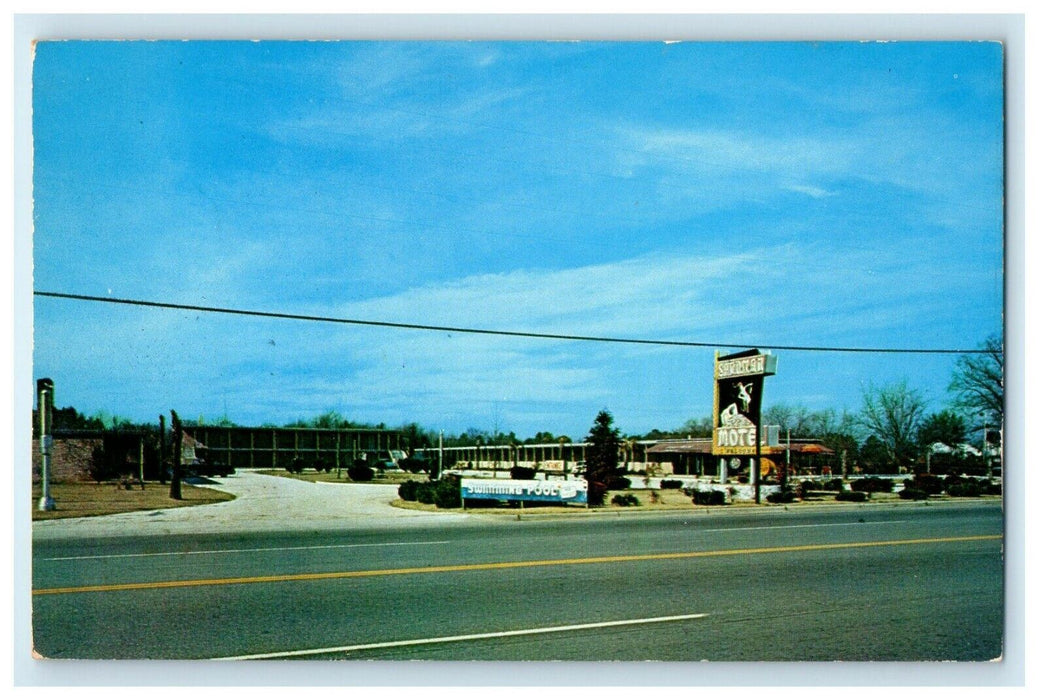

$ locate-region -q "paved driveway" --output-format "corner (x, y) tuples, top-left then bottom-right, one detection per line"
(31, 470), (469, 541)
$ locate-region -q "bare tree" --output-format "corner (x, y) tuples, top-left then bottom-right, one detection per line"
(677, 415), (713, 437)
(764, 404), (815, 436)
(857, 381), (927, 467)
(949, 335), (1003, 424)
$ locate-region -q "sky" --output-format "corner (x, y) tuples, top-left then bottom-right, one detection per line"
(29, 40), (1004, 441)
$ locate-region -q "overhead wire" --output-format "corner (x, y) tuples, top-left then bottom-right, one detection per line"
(34, 291), (993, 355)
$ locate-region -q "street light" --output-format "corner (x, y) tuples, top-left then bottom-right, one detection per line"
(37, 378), (56, 511)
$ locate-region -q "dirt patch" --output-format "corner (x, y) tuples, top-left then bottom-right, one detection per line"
(30, 481), (235, 520)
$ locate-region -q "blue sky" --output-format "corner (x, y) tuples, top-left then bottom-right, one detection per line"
(30, 40), (1004, 440)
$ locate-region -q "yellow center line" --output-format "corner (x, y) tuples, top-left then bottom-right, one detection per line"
(33, 534), (1001, 596)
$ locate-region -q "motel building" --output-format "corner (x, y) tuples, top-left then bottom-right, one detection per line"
(415, 435), (835, 484)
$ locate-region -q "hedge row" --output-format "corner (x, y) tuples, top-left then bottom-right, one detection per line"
(849, 477), (894, 493)
(397, 475), (461, 509)
(690, 489), (727, 506)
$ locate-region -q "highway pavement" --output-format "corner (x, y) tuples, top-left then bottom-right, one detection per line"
(31, 481), (1004, 663)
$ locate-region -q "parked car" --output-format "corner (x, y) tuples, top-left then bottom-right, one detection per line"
(188, 458), (234, 478)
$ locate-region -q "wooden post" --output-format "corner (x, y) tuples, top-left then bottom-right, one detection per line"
(158, 414), (167, 484)
(170, 410), (183, 500)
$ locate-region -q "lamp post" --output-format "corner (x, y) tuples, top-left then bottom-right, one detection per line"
(37, 378), (56, 511)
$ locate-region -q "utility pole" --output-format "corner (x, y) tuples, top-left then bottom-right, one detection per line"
(37, 378), (56, 511)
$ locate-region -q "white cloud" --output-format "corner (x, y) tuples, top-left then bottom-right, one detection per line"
(785, 183), (835, 199)
(618, 126), (858, 180)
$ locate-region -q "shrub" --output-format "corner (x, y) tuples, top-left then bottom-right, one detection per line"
(799, 480), (818, 492)
(287, 458), (307, 474)
(607, 475), (632, 491)
(660, 479), (683, 489)
(766, 490), (795, 504)
(398, 480), (420, 501)
(432, 475), (462, 509)
(835, 491), (868, 502)
(910, 474), (944, 495)
(692, 489), (726, 506)
(611, 493), (640, 507)
(822, 478), (843, 491)
(348, 464), (375, 482)
(982, 482), (1002, 495)
(899, 487), (929, 500)
(417, 484), (436, 504)
(850, 477), (893, 493)
(946, 480), (982, 498)
(510, 466), (537, 480)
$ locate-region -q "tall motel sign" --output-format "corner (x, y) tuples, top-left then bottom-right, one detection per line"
(712, 348), (778, 503)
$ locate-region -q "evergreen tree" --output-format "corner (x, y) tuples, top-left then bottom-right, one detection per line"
(583, 410), (621, 505)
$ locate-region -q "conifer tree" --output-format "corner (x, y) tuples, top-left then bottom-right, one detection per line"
(583, 410), (621, 505)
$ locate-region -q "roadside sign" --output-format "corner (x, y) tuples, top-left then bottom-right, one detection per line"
(460, 478), (588, 506)
(713, 349), (777, 456)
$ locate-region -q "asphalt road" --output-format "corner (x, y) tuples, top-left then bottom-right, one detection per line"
(31, 501), (1003, 662)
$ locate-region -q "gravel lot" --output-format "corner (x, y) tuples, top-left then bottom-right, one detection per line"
(31, 470), (468, 540)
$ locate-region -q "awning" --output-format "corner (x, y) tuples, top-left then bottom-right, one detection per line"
(646, 440), (715, 455)
(646, 438), (834, 456)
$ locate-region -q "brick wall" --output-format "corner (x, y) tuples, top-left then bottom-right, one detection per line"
(31, 438), (102, 483)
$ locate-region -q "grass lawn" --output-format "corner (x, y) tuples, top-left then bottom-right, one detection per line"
(31, 481), (235, 520)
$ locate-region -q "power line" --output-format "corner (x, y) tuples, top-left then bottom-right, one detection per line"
(34, 290), (991, 355)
